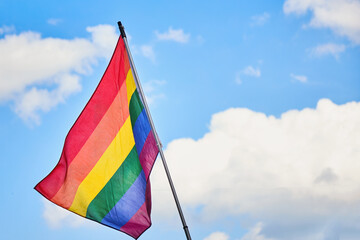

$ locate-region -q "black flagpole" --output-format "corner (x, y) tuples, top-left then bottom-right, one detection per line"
(117, 21), (192, 240)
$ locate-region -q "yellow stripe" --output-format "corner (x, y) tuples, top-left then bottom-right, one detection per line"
(68, 117), (135, 217)
(126, 69), (136, 105)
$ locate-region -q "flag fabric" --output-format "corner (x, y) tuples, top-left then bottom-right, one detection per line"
(35, 36), (159, 239)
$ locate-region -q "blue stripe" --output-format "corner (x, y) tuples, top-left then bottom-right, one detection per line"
(133, 108), (151, 154)
(101, 170), (146, 229)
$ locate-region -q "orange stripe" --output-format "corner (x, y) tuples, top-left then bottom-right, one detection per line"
(51, 79), (130, 209)
(35, 37), (130, 200)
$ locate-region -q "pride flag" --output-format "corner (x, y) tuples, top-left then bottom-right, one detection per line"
(35, 36), (159, 239)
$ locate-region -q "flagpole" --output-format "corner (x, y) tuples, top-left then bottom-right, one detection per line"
(118, 21), (192, 240)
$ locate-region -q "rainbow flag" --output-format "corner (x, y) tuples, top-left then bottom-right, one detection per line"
(35, 36), (159, 239)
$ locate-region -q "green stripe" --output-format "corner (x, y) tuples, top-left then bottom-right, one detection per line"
(129, 90), (144, 128)
(86, 90), (145, 222)
(85, 147), (143, 222)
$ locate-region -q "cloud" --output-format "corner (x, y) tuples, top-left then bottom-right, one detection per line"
(140, 44), (156, 62)
(129, 44), (156, 62)
(86, 24), (118, 55)
(0, 24), (118, 124)
(203, 224), (274, 240)
(47, 18), (62, 26)
(142, 79), (166, 105)
(126, 35), (157, 62)
(235, 62), (263, 84)
(14, 74), (82, 123)
(155, 27), (190, 43)
(151, 99), (360, 239)
(42, 199), (87, 229)
(235, 72), (243, 85)
(314, 167), (338, 184)
(311, 43), (346, 58)
(241, 223), (275, 240)
(290, 73), (308, 83)
(204, 232), (230, 240)
(131, 26), (193, 61)
(0, 25), (15, 35)
(283, 0), (360, 44)
(243, 66), (261, 77)
(251, 12), (271, 26)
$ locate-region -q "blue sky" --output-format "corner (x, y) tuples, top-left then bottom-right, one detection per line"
(1, 0), (360, 239)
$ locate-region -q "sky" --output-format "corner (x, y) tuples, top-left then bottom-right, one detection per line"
(1, 0), (360, 239)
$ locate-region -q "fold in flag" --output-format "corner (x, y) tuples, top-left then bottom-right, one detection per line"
(35, 36), (159, 239)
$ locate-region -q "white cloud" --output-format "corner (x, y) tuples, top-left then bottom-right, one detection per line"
(86, 24), (118, 55)
(127, 35), (157, 62)
(151, 99), (360, 239)
(311, 43), (346, 58)
(290, 73), (308, 83)
(42, 199), (87, 229)
(314, 167), (338, 184)
(204, 232), (230, 240)
(235, 72), (242, 85)
(251, 13), (271, 26)
(284, 0), (360, 44)
(140, 44), (156, 62)
(0, 25), (15, 35)
(203, 225), (274, 240)
(155, 27), (190, 43)
(241, 223), (275, 240)
(142, 79), (166, 105)
(14, 74), (81, 124)
(0, 24), (118, 124)
(243, 66), (261, 77)
(236, 65), (262, 85)
(47, 18), (62, 26)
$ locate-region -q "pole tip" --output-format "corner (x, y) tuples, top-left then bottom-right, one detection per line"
(117, 21), (126, 38)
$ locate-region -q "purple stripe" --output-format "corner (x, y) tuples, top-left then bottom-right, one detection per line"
(119, 182), (152, 238)
(139, 130), (158, 179)
(101, 170), (146, 229)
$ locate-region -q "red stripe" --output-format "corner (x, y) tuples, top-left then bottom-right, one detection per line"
(35, 37), (130, 200)
(51, 81), (129, 209)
